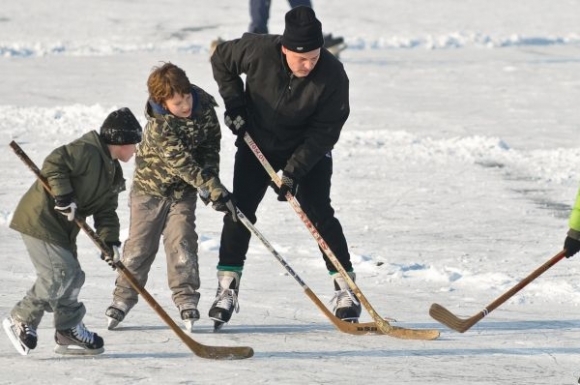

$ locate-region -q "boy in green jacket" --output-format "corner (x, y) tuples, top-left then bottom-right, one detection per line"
(3, 107), (142, 356)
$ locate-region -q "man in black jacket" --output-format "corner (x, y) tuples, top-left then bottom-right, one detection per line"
(209, 6), (360, 329)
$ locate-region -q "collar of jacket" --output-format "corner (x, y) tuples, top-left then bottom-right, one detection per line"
(148, 87), (200, 118)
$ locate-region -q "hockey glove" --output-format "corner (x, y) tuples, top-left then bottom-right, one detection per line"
(212, 192), (238, 222)
(224, 107), (248, 136)
(564, 236), (580, 258)
(101, 241), (122, 270)
(54, 193), (77, 221)
(273, 171), (298, 202)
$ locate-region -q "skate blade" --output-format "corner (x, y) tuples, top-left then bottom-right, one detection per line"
(183, 319), (195, 333)
(106, 317), (120, 330)
(3, 318), (30, 356)
(54, 344), (105, 356)
(213, 321), (225, 332)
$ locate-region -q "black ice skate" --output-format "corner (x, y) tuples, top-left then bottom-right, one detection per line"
(54, 322), (104, 355)
(332, 272), (362, 323)
(323, 33), (346, 57)
(208, 271), (240, 331)
(2, 317), (37, 355)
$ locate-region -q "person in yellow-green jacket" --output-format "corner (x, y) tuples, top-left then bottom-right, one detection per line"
(565, 189), (580, 257)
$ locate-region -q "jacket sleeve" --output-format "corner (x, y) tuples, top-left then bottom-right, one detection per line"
(191, 101), (230, 201)
(147, 116), (227, 199)
(211, 34), (257, 110)
(42, 144), (92, 197)
(284, 71), (350, 179)
(194, 91), (222, 178)
(44, 142), (121, 244)
(569, 187), (580, 235)
(93, 193), (120, 244)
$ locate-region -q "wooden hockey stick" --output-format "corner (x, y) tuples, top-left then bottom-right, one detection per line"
(243, 133), (440, 340)
(10, 141), (254, 360)
(236, 209), (438, 339)
(429, 250), (566, 333)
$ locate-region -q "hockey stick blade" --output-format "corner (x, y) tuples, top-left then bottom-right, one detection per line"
(116, 263), (254, 360)
(430, 250), (566, 333)
(10, 141), (254, 360)
(308, 289), (439, 339)
(429, 303), (481, 333)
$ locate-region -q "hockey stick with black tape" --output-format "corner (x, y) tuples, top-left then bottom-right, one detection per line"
(10, 140), (254, 360)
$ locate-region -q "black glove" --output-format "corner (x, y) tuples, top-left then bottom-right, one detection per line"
(224, 107), (248, 136)
(564, 236), (580, 258)
(272, 171), (298, 202)
(212, 192), (238, 222)
(101, 241), (122, 270)
(54, 193), (77, 221)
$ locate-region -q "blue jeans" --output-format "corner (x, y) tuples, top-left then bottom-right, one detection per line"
(249, 0), (313, 34)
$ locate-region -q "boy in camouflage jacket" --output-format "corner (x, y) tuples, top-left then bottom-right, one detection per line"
(106, 62), (236, 332)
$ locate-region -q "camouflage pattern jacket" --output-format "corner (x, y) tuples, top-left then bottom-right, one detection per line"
(10, 131), (124, 253)
(132, 85), (226, 201)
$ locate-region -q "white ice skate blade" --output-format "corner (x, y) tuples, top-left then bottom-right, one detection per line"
(54, 344), (104, 356)
(183, 319), (195, 333)
(3, 318), (29, 356)
(106, 316), (120, 330)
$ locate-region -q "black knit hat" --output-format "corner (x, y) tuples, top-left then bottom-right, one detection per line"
(100, 108), (142, 145)
(281, 6), (324, 53)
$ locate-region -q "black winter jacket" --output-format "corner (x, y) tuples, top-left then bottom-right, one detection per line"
(211, 33), (350, 178)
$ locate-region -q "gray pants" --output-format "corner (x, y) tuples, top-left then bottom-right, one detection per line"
(111, 191), (200, 313)
(11, 234), (86, 330)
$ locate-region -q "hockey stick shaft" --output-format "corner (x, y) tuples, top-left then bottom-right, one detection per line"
(241, 133), (396, 334)
(236, 208), (439, 339)
(236, 208), (377, 334)
(429, 250), (566, 333)
(10, 141), (253, 360)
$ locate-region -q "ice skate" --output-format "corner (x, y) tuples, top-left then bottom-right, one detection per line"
(180, 307), (200, 332)
(331, 272), (362, 323)
(3, 317), (37, 355)
(323, 33), (346, 58)
(105, 301), (132, 330)
(208, 271), (240, 331)
(105, 306), (126, 330)
(54, 322), (104, 355)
